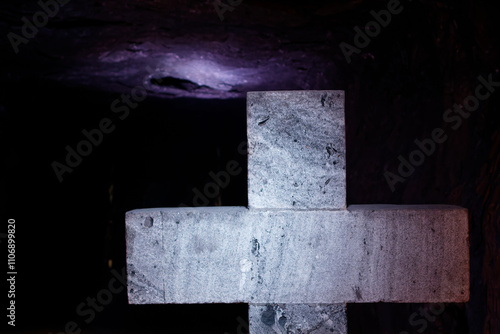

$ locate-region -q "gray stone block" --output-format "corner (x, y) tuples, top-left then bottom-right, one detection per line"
(249, 304), (347, 334)
(247, 91), (346, 210)
(126, 205), (469, 304)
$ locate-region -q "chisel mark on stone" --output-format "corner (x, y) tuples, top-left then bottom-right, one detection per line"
(252, 238), (260, 257)
(258, 116), (270, 126)
(144, 216), (153, 228)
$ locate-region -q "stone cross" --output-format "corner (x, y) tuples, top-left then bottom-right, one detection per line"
(126, 91), (469, 333)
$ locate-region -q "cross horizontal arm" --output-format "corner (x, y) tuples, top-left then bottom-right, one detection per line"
(126, 205), (469, 304)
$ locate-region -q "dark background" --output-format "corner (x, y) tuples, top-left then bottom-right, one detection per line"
(1, 0), (499, 333)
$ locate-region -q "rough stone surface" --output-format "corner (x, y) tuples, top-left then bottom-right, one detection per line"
(249, 304), (347, 334)
(126, 205), (469, 304)
(247, 91), (346, 210)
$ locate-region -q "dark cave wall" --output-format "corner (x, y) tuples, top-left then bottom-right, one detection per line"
(341, 1), (500, 332)
(1, 0), (499, 333)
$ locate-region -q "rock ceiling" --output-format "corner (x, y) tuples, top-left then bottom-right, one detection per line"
(2, 0), (362, 99)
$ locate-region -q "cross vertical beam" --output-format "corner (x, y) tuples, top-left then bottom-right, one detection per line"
(247, 91), (348, 333)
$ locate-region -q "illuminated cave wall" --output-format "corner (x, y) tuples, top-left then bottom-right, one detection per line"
(1, 0), (499, 333)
